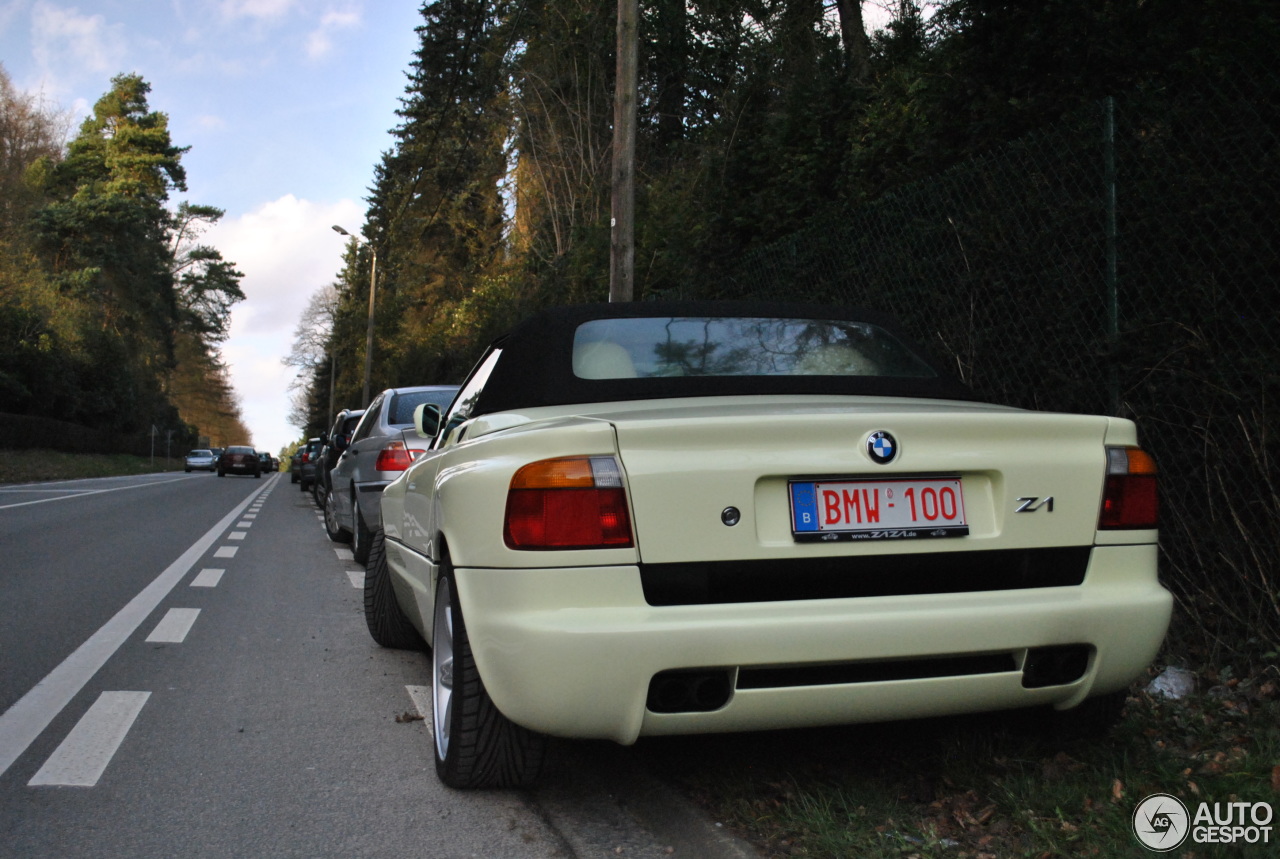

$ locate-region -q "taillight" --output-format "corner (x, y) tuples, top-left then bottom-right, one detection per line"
(1099, 446), (1158, 529)
(504, 456), (634, 549)
(374, 440), (424, 472)
(301, 452), (310, 464)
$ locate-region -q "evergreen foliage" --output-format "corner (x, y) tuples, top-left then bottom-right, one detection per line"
(300, 0), (1273, 394)
(0, 68), (249, 448)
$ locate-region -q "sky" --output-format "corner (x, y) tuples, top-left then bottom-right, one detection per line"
(0, 0), (425, 454)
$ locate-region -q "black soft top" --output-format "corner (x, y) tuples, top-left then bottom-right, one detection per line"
(468, 301), (975, 417)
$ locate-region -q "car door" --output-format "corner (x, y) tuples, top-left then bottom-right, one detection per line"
(331, 394), (384, 527)
(399, 350), (502, 567)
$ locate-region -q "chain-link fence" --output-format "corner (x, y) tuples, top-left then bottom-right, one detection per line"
(717, 60), (1280, 656)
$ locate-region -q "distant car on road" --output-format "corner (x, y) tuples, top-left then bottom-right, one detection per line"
(257, 451), (275, 473)
(325, 385), (458, 564)
(184, 450), (216, 472)
(217, 445), (261, 478)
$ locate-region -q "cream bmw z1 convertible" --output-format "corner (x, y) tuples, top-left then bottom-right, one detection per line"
(364, 302), (1171, 789)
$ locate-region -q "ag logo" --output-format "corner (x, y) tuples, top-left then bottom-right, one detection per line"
(1132, 793), (1190, 852)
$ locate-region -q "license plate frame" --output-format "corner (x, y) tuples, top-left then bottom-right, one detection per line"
(789, 476), (969, 542)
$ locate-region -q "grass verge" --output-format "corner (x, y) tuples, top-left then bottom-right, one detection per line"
(0, 448), (185, 484)
(634, 664), (1280, 858)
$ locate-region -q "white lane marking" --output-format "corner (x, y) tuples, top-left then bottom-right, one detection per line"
(28, 692), (151, 787)
(237, 519), (253, 527)
(0, 485), (260, 779)
(191, 569), (225, 588)
(406, 686), (433, 737)
(334, 548), (354, 561)
(345, 572), (363, 589)
(0, 477), (192, 511)
(145, 609), (200, 643)
(227, 531), (247, 541)
(214, 546), (238, 558)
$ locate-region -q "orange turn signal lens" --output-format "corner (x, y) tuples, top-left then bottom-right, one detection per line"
(509, 457), (597, 489)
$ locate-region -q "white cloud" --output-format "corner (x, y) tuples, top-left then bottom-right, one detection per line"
(206, 193), (363, 449)
(29, 1), (128, 92)
(305, 8), (360, 60)
(216, 0), (296, 22)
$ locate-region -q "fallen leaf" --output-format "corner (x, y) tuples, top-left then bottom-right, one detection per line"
(395, 711), (425, 723)
(1112, 779), (1125, 802)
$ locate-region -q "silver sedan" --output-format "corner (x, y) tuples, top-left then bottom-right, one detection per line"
(324, 385), (459, 563)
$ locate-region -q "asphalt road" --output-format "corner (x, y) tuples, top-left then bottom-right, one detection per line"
(0, 472), (756, 859)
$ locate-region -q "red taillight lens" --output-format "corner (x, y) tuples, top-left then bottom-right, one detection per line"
(1099, 447), (1158, 529)
(301, 452), (310, 463)
(503, 456), (634, 549)
(374, 441), (423, 472)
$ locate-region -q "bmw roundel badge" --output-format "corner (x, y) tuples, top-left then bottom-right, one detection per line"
(867, 431), (897, 464)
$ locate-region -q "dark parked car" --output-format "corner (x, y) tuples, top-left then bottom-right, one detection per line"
(218, 445), (261, 478)
(297, 438), (322, 492)
(313, 408), (365, 506)
(325, 385), (458, 563)
(257, 451), (275, 473)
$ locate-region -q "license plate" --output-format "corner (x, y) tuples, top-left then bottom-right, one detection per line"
(790, 477), (969, 542)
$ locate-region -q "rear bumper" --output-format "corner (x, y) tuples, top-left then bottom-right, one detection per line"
(355, 480), (392, 527)
(452, 543), (1170, 744)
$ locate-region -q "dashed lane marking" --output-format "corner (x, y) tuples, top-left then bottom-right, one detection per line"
(190, 568), (225, 588)
(28, 692), (151, 787)
(346, 572), (362, 589)
(214, 546), (238, 558)
(145, 608), (200, 643)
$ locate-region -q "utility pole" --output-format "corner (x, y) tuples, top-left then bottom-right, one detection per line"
(610, 0), (637, 302)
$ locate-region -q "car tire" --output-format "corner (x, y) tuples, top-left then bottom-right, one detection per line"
(432, 565), (547, 789)
(362, 530), (422, 650)
(352, 502), (373, 565)
(254, 470), (260, 479)
(218, 470), (225, 477)
(324, 489), (352, 543)
(185, 467), (192, 473)
(291, 471), (298, 484)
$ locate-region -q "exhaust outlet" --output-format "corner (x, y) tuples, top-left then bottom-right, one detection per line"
(646, 669), (733, 713)
(1022, 645), (1092, 688)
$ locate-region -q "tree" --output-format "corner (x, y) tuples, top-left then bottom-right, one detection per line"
(169, 202), (245, 342)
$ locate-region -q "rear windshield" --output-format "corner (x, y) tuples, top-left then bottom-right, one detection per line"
(388, 389), (458, 425)
(572, 317), (937, 381)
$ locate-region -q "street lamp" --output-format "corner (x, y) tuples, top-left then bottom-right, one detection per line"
(332, 224), (378, 408)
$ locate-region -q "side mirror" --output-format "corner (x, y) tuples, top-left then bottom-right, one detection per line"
(414, 403), (441, 440)
(334, 433), (349, 451)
